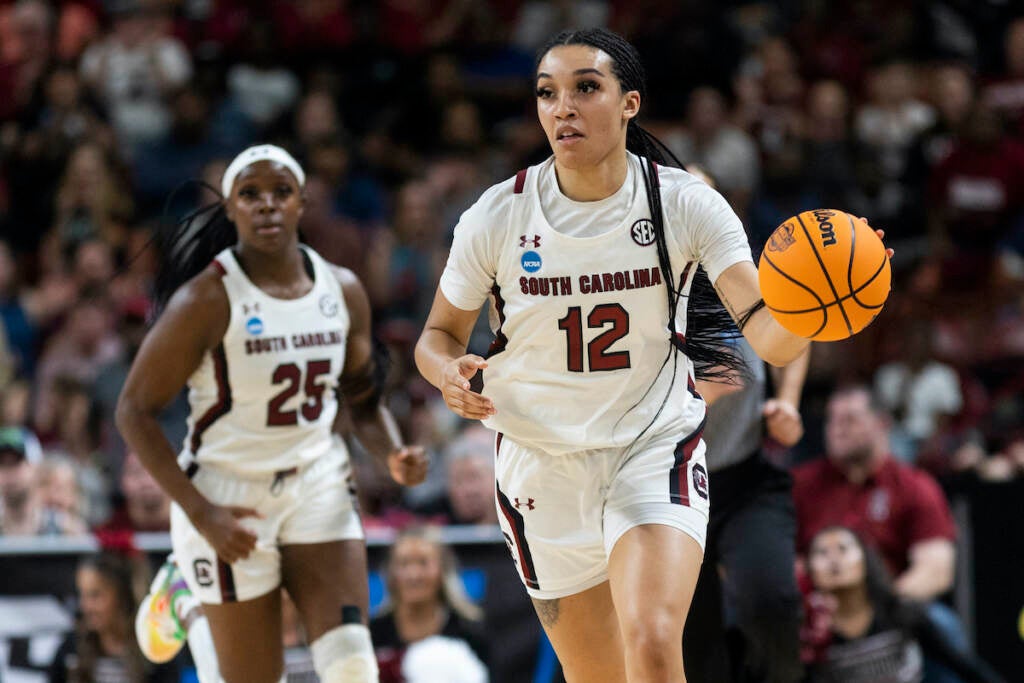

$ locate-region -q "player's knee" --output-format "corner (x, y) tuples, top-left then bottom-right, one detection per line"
(310, 624), (379, 683)
(621, 609), (683, 668)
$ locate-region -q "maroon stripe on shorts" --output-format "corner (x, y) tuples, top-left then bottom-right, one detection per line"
(217, 559), (237, 602)
(495, 482), (539, 590)
(669, 416), (706, 506)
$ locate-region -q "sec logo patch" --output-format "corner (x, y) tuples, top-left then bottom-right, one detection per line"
(631, 219), (656, 246)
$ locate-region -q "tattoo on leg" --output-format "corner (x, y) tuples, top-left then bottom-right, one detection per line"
(532, 598), (561, 628)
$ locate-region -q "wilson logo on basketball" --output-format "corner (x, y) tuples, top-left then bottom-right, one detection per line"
(630, 219), (656, 246)
(766, 223), (796, 252)
(812, 209), (838, 247)
(514, 497), (535, 510)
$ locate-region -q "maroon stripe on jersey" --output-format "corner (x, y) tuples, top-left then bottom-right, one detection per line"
(495, 432), (504, 459)
(217, 559), (237, 602)
(190, 344), (233, 454)
(652, 161), (660, 187)
(669, 416), (706, 506)
(210, 259), (226, 276)
(496, 482), (539, 589)
(486, 284), (509, 358)
(670, 262), (696, 353)
(513, 169), (527, 194)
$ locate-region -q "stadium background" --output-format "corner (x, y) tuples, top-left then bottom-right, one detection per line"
(0, 0), (1022, 681)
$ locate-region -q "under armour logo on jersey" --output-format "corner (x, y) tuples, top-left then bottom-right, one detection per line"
(630, 219), (656, 246)
(519, 234), (541, 248)
(514, 497), (535, 510)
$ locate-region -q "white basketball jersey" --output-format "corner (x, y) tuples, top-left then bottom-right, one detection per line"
(181, 246), (350, 474)
(440, 154), (753, 454)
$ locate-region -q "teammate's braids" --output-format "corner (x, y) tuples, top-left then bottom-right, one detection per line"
(536, 29), (745, 386)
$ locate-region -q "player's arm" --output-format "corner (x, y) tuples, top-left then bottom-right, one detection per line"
(894, 538), (956, 601)
(115, 269), (258, 562)
(763, 344), (811, 447)
(415, 289), (496, 421)
(713, 261), (809, 367)
(334, 266), (427, 486)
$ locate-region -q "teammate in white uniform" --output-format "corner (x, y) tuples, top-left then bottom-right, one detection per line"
(416, 29), (826, 683)
(117, 145), (428, 683)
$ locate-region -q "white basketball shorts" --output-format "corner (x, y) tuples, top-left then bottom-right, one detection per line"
(494, 421), (710, 600)
(170, 446), (363, 604)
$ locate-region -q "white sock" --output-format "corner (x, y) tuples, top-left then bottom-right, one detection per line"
(186, 617), (221, 683)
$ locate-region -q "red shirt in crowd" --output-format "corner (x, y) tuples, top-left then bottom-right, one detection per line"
(792, 456), (956, 576)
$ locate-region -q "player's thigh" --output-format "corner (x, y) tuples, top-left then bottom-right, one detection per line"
(280, 539), (369, 642)
(202, 589), (283, 683)
(533, 580), (627, 683)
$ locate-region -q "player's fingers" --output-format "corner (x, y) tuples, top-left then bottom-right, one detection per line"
(874, 228), (886, 240)
(446, 396), (493, 420)
(447, 386), (495, 412)
(228, 506), (263, 520)
(456, 355), (488, 379)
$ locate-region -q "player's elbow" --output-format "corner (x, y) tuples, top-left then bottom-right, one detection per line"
(114, 390), (149, 439)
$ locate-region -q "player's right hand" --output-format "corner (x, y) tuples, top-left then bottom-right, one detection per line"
(192, 502), (261, 564)
(440, 354), (496, 420)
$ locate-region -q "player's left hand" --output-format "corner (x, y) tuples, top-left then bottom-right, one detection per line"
(763, 398), (804, 447)
(388, 445), (429, 486)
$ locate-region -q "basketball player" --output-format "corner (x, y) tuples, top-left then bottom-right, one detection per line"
(416, 29), (890, 682)
(117, 144), (428, 683)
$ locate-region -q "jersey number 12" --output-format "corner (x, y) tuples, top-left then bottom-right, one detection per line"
(557, 304), (631, 372)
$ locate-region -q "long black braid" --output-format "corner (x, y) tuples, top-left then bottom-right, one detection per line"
(151, 180), (237, 316)
(536, 29), (748, 390)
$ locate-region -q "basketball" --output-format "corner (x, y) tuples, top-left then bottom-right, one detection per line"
(758, 209), (891, 341)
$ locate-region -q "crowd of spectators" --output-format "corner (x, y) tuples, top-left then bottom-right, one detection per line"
(2, 0), (1023, 680)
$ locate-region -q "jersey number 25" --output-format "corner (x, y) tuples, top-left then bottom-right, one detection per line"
(267, 360), (332, 426)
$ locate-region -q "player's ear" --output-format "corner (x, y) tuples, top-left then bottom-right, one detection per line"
(623, 90), (640, 122)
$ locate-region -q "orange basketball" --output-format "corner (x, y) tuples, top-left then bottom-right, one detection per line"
(757, 209), (891, 341)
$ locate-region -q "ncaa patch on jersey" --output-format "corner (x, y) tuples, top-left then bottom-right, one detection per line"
(631, 219), (656, 246)
(246, 316), (264, 335)
(521, 251), (542, 273)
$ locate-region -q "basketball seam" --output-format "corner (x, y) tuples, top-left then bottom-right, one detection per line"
(761, 251), (828, 338)
(795, 213), (853, 337)
(846, 214), (890, 310)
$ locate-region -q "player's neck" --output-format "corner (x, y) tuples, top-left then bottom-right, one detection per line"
(554, 150), (629, 202)
(234, 243), (306, 288)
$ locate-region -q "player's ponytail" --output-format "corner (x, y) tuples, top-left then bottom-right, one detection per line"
(152, 181), (237, 317)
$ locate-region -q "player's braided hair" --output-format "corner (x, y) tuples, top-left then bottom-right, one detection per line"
(152, 180), (237, 316)
(536, 29), (747, 392)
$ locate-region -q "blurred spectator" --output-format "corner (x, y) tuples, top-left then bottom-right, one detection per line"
(801, 80), (865, 218)
(0, 0), (54, 121)
(793, 385), (957, 602)
(366, 179), (445, 327)
(99, 451), (170, 533)
(874, 319), (963, 462)
(132, 88), (240, 217)
(36, 455), (88, 532)
(801, 526), (1005, 683)
(305, 134), (386, 232)
(48, 550), (178, 683)
(47, 142), (133, 263)
(444, 425), (498, 526)
(983, 17), (1024, 138)
(372, 526), (488, 683)
(665, 86), (760, 220)
(510, 0), (609, 53)
(928, 102), (1024, 293)
(34, 291), (123, 437)
(45, 376), (113, 526)
(79, 0), (192, 153)
(93, 296), (188, 468)
(225, 20), (300, 133)
(854, 58), (935, 237)
(0, 425), (83, 535)
(298, 174), (366, 278)
(293, 90), (345, 152)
